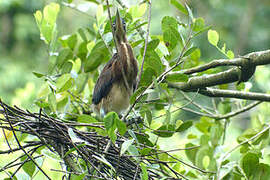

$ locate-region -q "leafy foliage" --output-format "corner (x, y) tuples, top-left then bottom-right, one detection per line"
(1, 0), (270, 179)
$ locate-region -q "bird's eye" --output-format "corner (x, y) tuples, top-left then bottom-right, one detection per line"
(112, 22), (116, 31)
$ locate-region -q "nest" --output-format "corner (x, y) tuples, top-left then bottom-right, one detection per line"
(0, 100), (166, 179)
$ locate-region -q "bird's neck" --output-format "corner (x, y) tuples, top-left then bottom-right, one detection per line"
(117, 42), (137, 78)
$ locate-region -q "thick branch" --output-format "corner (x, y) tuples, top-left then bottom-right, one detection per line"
(181, 49), (270, 75)
(169, 84), (270, 102)
(166, 49), (270, 101)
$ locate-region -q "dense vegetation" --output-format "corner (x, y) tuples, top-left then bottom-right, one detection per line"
(1, 0), (270, 179)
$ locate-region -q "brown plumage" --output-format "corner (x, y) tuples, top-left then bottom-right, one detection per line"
(92, 10), (138, 116)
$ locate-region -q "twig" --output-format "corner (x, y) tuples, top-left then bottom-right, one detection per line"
(137, 0), (152, 89)
(215, 101), (262, 120)
(50, 169), (104, 179)
(217, 124), (270, 179)
(122, 12), (194, 121)
(2, 102), (52, 180)
(199, 88), (270, 102)
(0, 141), (42, 154)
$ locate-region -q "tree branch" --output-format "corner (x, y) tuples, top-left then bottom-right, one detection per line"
(180, 49), (270, 75)
(166, 49), (270, 101)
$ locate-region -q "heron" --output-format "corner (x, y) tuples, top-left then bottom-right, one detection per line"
(92, 10), (138, 117)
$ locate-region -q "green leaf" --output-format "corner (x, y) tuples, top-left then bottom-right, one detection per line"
(195, 116), (214, 133)
(75, 73), (89, 93)
(71, 58), (81, 74)
(185, 3), (194, 20)
(77, 114), (98, 123)
(56, 74), (73, 92)
(78, 28), (88, 42)
(240, 152), (259, 178)
(193, 25), (211, 38)
(85, 40), (110, 72)
(208, 30), (219, 46)
(170, 0), (188, 15)
(56, 48), (73, 69)
(144, 51), (164, 76)
(176, 120), (193, 132)
(227, 50), (234, 59)
(166, 73), (189, 82)
(128, 145), (140, 161)
(104, 112), (118, 143)
(185, 143), (198, 164)
(135, 133), (154, 147)
(195, 146), (215, 170)
(32, 71), (45, 78)
(48, 92), (57, 112)
(202, 156), (210, 169)
(237, 128), (258, 143)
(192, 18), (205, 32)
(120, 139), (134, 156)
(210, 123), (223, 147)
(140, 68), (155, 87)
(104, 112), (117, 131)
(183, 47), (197, 57)
(96, 5), (104, 27)
(162, 16), (180, 51)
(70, 172), (87, 180)
(116, 118), (127, 136)
(129, 3), (147, 19)
(145, 39), (160, 51)
(34, 10), (42, 27)
(221, 43), (226, 54)
(140, 105), (152, 125)
(67, 34), (77, 50)
(253, 163), (270, 180)
(153, 124), (175, 137)
(34, 3), (60, 44)
(130, 87), (146, 104)
(140, 163), (149, 180)
(43, 2), (60, 24)
(165, 110), (171, 124)
(21, 155), (36, 177)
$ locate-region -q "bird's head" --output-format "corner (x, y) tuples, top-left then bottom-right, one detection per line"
(113, 9), (127, 46)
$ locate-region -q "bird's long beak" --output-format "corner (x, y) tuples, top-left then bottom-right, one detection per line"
(115, 9), (126, 43)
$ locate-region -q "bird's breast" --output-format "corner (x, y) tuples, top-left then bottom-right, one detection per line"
(103, 81), (131, 114)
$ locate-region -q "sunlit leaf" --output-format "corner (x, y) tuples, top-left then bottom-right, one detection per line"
(129, 3), (147, 19)
(227, 50), (234, 59)
(141, 163), (149, 180)
(170, 0), (188, 15)
(208, 30), (219, 46)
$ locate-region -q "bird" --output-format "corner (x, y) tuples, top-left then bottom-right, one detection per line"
(92, 10), (138, 117)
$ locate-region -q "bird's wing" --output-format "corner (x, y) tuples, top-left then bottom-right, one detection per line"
(92, 54), (117, 105)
